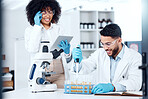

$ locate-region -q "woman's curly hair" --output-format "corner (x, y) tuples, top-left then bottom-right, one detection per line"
(26, 0), (61, 26)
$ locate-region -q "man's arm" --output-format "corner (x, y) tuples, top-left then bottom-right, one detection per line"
(65, 49), (98, 74)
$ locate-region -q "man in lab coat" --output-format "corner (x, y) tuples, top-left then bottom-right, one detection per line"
(71, 24), (142, 93)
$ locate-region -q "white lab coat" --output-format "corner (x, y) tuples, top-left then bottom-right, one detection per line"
(24, 23), (70, 80)
(25, 24), (64, 54)
(70, 45), (142, 91)
(24, 23), (67, 61)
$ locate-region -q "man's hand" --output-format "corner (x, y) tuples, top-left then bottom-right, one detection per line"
(91, 83), (115, 94)
(72, 45), (83, 63)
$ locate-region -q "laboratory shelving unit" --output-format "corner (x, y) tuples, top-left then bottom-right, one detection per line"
(60, 10), (114, 58)
(79, 10), (114, 58)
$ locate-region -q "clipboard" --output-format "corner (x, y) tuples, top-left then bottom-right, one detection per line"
(50, 35), (73, 50)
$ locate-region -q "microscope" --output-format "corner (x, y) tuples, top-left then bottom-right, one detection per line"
(28, 41), (63, 93)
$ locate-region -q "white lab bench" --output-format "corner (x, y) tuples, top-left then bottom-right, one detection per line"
(2, 88), (142, 99)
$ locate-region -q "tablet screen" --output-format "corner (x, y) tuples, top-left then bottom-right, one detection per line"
(50, 35), (73, 51)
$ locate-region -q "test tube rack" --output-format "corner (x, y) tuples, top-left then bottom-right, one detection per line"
(64, 84), (94, 94)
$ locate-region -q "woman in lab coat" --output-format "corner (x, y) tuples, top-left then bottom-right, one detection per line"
(25, 0), (70, 88)
(71, 24), (142, 93)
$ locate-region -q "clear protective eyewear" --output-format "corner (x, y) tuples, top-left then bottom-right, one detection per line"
(100, 39), (117, 47)
(42, 10), (55, 15)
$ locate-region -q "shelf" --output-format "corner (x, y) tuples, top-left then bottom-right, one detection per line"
(3, 67), (9, 73)
(81, 49), (97, 51)
(98, 29), (103, 31)
(3, 81), (13, 87)
(98, 10), (114, 13)
(2, 67), (14, 90)
(80, 29), (97, 32)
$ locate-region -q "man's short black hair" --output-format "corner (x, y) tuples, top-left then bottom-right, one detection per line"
(100, 24), (122, 38)
(26, 0), (61, 26)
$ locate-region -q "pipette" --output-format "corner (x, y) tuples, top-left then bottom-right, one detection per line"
(75, 46), (80, 81)
(75, 58), (79, 80)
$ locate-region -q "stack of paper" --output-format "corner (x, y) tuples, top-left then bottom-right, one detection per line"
(95, 91), (142, 97)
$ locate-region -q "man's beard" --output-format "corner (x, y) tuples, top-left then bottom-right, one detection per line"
(112, 46), (119, 58)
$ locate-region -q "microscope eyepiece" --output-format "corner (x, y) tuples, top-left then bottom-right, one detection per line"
(42, 45), (48, 52)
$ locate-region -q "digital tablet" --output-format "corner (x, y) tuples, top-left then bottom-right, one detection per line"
(50, 35), (73, 50)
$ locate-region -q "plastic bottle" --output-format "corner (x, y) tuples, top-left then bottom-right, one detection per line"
(80, 23), (83, 29)
(92, 23), (95, 29)
(107, 19), (112, 25)
(88, 23), (92, 29)
(84, 23), (87, 29)
(102, 19), (107, 28)
(99, 19), (103, 29)
(98, 19), (102, 29)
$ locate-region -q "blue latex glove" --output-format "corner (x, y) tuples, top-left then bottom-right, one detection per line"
(34, 11), (42, 26)
(58, 40), (70, 54)
(72, 45), (83, 63)
(91, 83), (114, 94)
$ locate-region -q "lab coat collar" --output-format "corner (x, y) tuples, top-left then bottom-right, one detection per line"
(115, 44), (125, 60)
(40, 23), (54, 30)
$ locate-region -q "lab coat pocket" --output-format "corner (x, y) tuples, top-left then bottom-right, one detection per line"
(121, 71), (128, 81)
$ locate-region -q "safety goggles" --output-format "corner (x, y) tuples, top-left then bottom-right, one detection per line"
(42, 10), (55, 15)
(100, 39), (117, 47)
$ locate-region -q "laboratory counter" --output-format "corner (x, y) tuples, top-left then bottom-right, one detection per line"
(2, 88), (142, 99)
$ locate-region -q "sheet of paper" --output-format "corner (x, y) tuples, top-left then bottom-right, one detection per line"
(95, 91), (142, 97)
(95, 92), (123, 95)
(123, 91), (142, 96)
